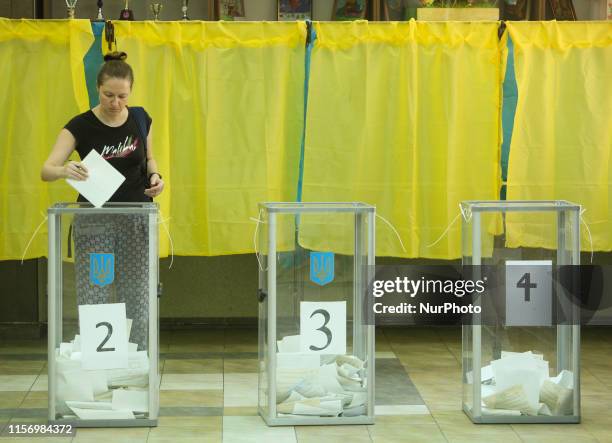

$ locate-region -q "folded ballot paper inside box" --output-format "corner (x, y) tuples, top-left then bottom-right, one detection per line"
(275, 335), (368, 418)
(54, 318), (151, 419)
(477, 351), (574, 416)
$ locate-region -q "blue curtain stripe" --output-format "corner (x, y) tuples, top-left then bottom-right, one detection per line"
(296, 21), (316, 203)
(84, 21), (105, 108)
(501, 36), (518, 200)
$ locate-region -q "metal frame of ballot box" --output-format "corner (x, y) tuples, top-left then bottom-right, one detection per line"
(47, 203), (159, 427)
(461, 200), (581, 424)
(257, 202), (376, 426)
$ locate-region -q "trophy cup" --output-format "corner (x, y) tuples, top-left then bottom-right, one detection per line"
(181, 0), (189, 20)
(150, 3), (163, 21)
(65, 0), (77, 18)
(119, 0), (134, 20)
(95, 0), (104, 21)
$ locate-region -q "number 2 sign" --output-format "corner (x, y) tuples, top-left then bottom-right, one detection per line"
(79, 303), (129, 370)
(300, 301), (346, 355)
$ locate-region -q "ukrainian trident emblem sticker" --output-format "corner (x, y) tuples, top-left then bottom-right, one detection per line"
(310, 251), (334, 286)
(90, 253), (114, 287)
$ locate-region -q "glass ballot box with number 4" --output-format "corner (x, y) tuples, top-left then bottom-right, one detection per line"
(47, 203), (160, 427)
(257, 203), (375, 426)
(461, 201), (581, 423)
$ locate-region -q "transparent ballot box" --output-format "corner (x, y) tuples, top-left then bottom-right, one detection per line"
(461, 201), (580, 423)
(257, 203), (375, 426)
(47, 203), (160, 427)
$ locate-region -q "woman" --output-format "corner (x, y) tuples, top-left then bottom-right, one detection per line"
(41, 52), (163, 350)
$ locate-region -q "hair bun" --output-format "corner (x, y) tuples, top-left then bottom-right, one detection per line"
(104, 51), (128, 62)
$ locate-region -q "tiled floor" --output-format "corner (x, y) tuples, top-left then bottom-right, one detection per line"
(0, 327), (611, 442)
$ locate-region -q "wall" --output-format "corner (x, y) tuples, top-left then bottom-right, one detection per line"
(47, 0), (210, 20)
(0, 260), (40, 336)
(573, 0), (607, 19)
(0, 0), (35, 18)
(43, 0), (338, 21)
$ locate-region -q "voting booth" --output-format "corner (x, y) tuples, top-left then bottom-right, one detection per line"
(47, 203), (160, 427)
(257, 202), (375, 426)
(461, 201), (581, 423)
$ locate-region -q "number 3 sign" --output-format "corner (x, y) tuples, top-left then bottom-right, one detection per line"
(300, 301), (346, 355)
(79, 303), (129, 370)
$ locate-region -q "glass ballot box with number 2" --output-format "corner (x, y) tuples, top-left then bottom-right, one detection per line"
(461, 201), (581, 423)
(47, 203), (160, 427)
(257, 202), (375, 426)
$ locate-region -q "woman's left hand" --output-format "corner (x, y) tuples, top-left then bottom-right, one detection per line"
(145, 174), (164, 198)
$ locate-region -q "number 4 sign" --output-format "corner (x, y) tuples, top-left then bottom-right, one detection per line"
(505, 260), (552, 327)
(300, 301), (346, 355)
(79, 303), (129, 370)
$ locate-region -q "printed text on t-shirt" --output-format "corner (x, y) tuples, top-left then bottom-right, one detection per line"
(100, 136), (139, 159)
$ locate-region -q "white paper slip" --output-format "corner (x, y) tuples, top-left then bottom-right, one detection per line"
(66, 401), (113, 410)
(126, 318), (133, 341)
(56, 368), (94, 402)
(277, 353), (320, 369)
(277, 335), (301, 353)
(318, 363), (344, 394)
(551, 369), (574, 389)
(466, 364), (494, 384)
(293, 400), (342, 416)
(69, 407), (135, 420)
(501, 351), (544, 360)
(491, 355), (549, 412)
(83, 369), (109, 396)
(72, 335), (81, 352)
(66, 150), (125, 207)
(112, 389), (149, 413)
(59, 343), (73, 358)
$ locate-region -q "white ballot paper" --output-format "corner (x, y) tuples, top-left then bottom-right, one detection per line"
(66, 150), (125, 207)
(277, 335), (301, 353)
(112, 389), (149, 413)
(66, 401), (113, 410)
(69, 407), (135, 420)
(491, 353), (548, 414)
(277, 353), (319, 369)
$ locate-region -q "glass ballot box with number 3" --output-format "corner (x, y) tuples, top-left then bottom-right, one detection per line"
(461, 201), (581, 424)
(257, 202), (375, 426)
(47, 203), (160, 427)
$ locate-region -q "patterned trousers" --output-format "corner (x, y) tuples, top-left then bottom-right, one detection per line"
(73, 213), (150, 350)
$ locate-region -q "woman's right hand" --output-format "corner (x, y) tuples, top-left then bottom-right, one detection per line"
(63, 161), (89, 181)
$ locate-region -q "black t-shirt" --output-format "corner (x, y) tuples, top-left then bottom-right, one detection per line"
(64, 107), (152, 203)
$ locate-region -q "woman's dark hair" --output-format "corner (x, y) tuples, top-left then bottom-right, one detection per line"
(97, 51), (134, 88)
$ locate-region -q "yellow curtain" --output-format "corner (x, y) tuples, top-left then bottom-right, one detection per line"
(505, 22), (612, 251)
(0, 19), (93, 260)
(300, 20), (502, 258)
(111, 21), (306, 256)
